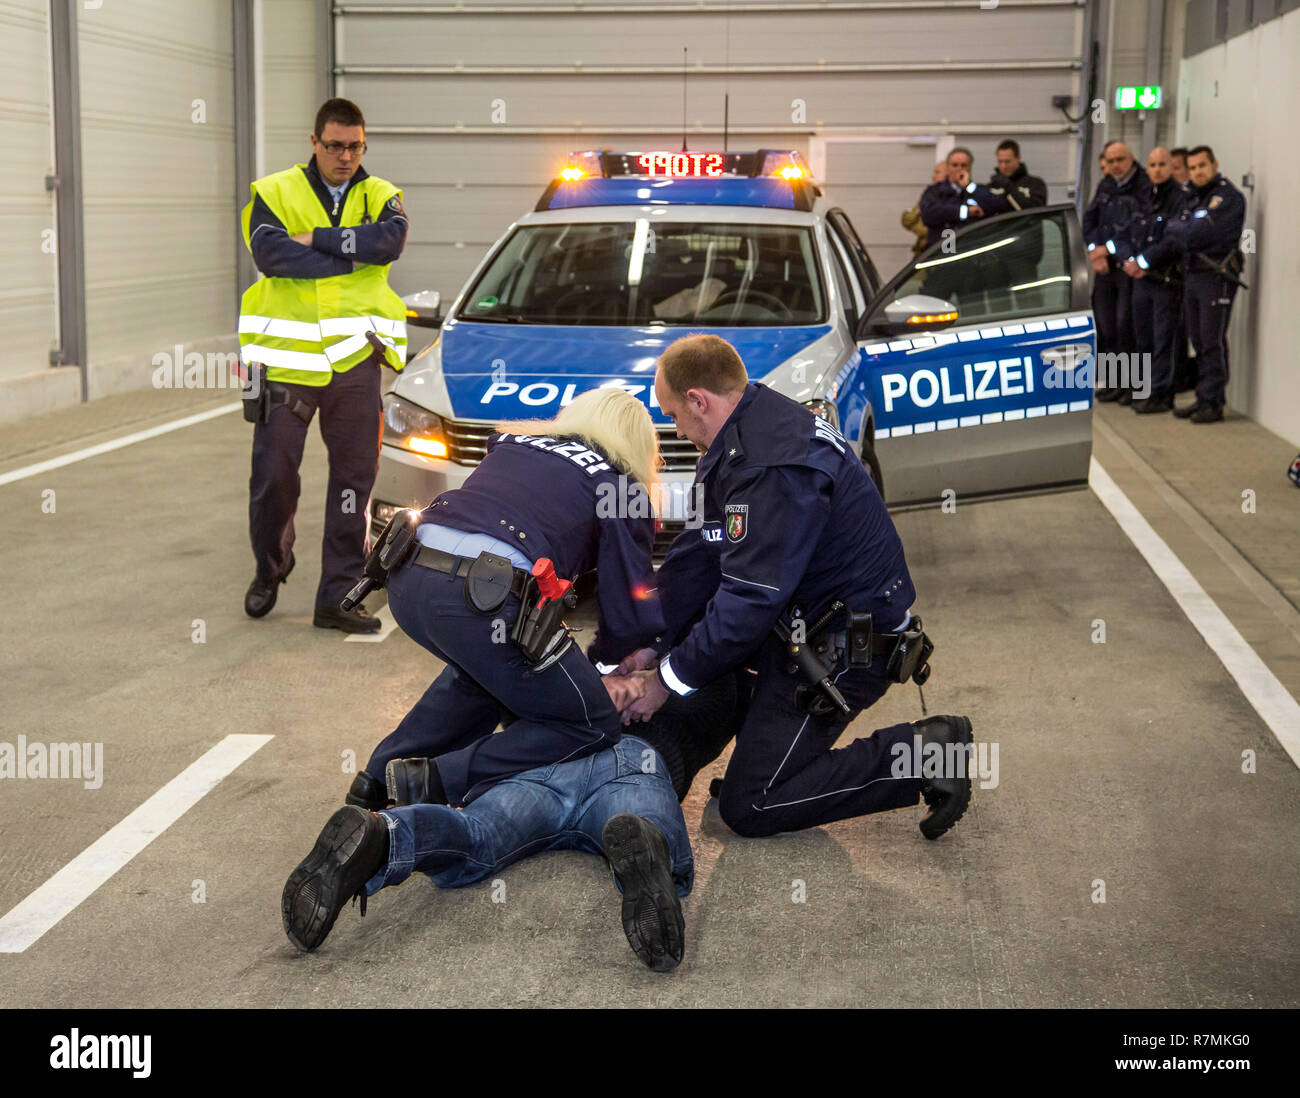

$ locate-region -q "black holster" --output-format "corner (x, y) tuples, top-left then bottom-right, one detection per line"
(510, 578), (577, 671)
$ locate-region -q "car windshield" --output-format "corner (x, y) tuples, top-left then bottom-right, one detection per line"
(456, 220), (825, 326)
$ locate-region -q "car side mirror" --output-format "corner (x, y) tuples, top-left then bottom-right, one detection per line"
(403, 290), (442, 329)
(876, 294), (958, 336)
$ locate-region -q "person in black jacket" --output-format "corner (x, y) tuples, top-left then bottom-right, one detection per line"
(983, 139), (1049, 213)
(347, 386), (666, 813)
(1120, 148), (1190, 413)
(1083, 141), (1147, 403)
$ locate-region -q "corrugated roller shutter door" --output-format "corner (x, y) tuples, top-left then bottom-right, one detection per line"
(77, 0), (235, 365)
(3, 0), (58, 383)
(335, 0), (1083, 299)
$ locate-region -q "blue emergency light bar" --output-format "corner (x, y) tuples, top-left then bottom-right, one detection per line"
(536, 149), (816, 211)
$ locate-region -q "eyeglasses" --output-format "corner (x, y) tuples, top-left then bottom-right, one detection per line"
(319, 141), (366, 156)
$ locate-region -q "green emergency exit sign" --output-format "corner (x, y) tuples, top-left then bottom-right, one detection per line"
(1114, 85), (1162, 110)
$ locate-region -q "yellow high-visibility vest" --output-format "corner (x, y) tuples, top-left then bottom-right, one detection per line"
(238, 165), (407, 386)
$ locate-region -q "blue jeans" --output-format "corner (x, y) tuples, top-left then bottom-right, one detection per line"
(363, 735), (694, 898)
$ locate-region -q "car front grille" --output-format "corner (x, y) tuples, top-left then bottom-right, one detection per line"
(440, 420), (700, 474)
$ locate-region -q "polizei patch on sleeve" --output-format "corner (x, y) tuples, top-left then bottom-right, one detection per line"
(725, 503), (748, 542)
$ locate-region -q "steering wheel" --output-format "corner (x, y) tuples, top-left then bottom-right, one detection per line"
(707, 289), (794, 320)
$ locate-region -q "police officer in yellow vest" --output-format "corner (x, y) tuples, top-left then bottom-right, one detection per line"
(239, 98), (408, 632)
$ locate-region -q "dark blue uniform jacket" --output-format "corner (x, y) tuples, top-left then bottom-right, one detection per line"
(1123, 177), (1190, 275)
(1082, 166), (1148, 259)
(425, 432), (664, 668)
(1139, 174), (1246, 272)
(246, 156), (409, 279)
(655, 384), (915, 694)
(920, 179), (1000, 239)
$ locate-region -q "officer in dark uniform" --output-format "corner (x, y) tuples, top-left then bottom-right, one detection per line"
(1166, 147), (1196, 393)
(621, 334), (974, 841)
(1083, 140), (1146, 403)
(919, 147), (999, 305)
(345, 387), (665, 811)
(1120, 147), (1189, 414)
(1158, 146), (1247, 424)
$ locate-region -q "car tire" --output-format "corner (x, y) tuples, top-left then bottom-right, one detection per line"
(861, 432), (885, 499)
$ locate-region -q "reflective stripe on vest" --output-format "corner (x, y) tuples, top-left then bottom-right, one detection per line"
(238, 165), (408, 386)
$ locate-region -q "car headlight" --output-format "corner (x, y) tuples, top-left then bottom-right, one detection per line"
(383, 393), (450, 459)
(804, 398), (839, 430)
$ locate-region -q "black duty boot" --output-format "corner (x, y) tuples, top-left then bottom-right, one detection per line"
(1173, 399), (1202, 419)
(601, 814), (684, 972)
(244, 552), (294, 618)
(1189, 403), (1224, 424)
(1133, 395), (1173, 414)
(1116, 389), (1133, 406)
(916, 715), (974, 841)
(314, 604), (382, 633)
(385, 757), (447, 807)
(281, 806), (389, 952)
(345, 769), (389, 810)
(1095, 387), (1121, 402)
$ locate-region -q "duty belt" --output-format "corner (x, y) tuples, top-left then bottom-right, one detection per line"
(411, 545), (531, 599)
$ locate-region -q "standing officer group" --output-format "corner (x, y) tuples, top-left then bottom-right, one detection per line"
(1085, 141), (1246, 423)
(238, 98), (409, 631)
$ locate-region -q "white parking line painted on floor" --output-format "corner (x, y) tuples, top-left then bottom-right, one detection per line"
(343, 603), (398, 643)
(0, 403), (242, 487)
(1090, 458), (1300, 767)
(0, 734), (272, 953)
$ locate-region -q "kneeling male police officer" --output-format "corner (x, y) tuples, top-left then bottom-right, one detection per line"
(345, 387), (665, 812)
(621, 335), (974, 840)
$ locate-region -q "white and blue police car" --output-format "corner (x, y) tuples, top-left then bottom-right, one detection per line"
(377, 148), (1095, 550)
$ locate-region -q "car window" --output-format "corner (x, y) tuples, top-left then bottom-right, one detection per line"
(828, 210), (881, 297)
(826, 233), (863, 323)
(892, 210), (1073, 326)
(456, 221), (826, 327)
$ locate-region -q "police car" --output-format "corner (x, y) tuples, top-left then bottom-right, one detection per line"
(377, 149), (1095, 550)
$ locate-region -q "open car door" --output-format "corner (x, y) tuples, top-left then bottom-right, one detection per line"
(849, 204), (1095, 506)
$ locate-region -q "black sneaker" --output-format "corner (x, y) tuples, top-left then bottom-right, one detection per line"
(1173, 400), (1202, 419)
(313, 603), (382, 633)
(244, 552), (294, 618)
(1190, 403), (1224, 424)
(602, 814), (684, 972)
(916, 715), (974, 840)
(282, 806), (389, 952)
(1133, 395), (1173, 414)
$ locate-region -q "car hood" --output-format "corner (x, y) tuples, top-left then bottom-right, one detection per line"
(436, 320), (833, 423)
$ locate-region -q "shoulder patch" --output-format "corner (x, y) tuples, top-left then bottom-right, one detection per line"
(724, 504), (748, 543)
(387, 196), (404, 214)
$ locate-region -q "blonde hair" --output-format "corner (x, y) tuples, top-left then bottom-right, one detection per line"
(497, 386), (661, 491)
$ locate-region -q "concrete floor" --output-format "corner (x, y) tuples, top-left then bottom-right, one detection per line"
(1, 389), (1297, 1007)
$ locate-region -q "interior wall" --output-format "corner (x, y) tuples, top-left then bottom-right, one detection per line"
(1178, 7), (1300, 446)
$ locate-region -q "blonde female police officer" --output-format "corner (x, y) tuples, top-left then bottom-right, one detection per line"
(346, 387), (666, 811)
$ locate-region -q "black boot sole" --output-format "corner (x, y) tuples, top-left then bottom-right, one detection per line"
(281, 806), (386, 952)
(919, 716), (974, 841)
(602, 814), (684, 972)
